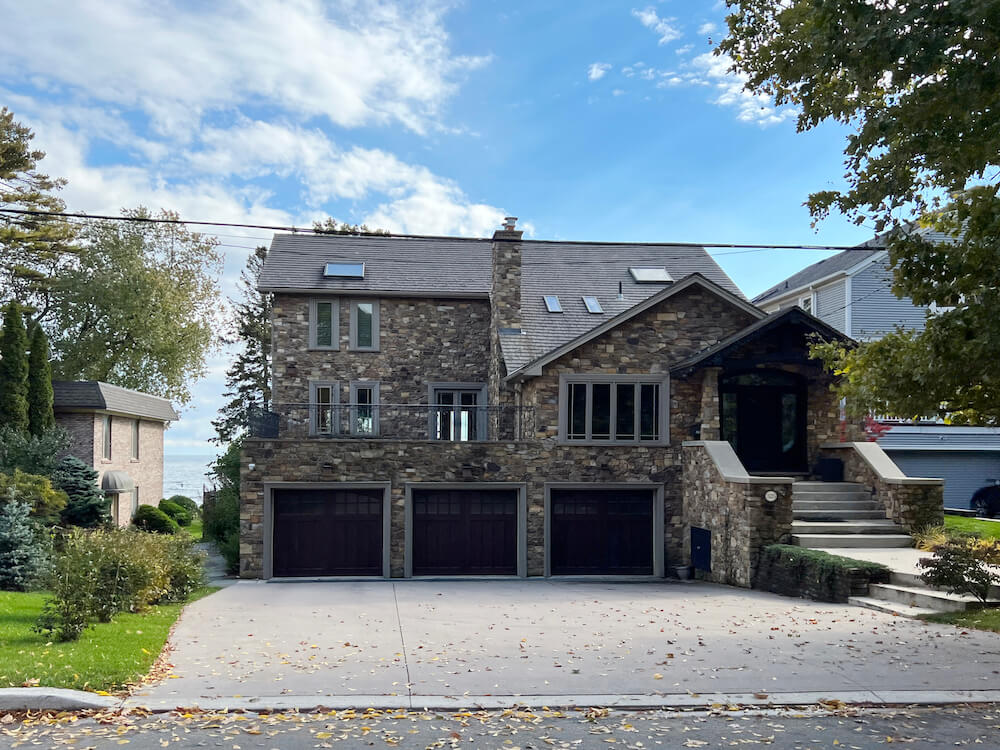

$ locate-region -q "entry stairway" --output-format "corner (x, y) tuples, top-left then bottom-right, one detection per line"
(790, 481), (912, 549)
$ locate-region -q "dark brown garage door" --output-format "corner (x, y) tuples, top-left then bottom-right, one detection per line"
(412, 488), (518, 575)
(550, 488), (655, 575)
(272, 488), (383, 577)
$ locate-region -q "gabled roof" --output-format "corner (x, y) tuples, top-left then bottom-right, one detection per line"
(505, 274), (765, 381)
(52, 381), (179, 422)
(669, 306), (853, 378)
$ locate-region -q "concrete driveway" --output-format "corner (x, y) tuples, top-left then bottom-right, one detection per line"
(130, 580), (1000, 710)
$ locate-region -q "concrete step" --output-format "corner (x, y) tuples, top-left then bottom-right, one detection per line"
(792, 500), (882, 512)
(867, 583), (1000, 613)
(792, 491), (873, 503)
(793, 482), (866, 492)
(890, 571), (1000, 601)
(848, 596), (939, 618)
(792, 534), (914, 549)
(791, 520), (905, 535)
(793, 509), (888, 521)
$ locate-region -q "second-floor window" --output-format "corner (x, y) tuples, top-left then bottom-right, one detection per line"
(350, 299), (379, 351)
(309, 298), (339, 350)
(559, 375), (667, 444)
(350, 381), (379, 436)
(102, 414), (112, 460)
(309, 381), (339, 436)
(131, 419), (140, 460)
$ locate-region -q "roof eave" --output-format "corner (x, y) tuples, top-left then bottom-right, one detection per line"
(258, 285), (490, 299)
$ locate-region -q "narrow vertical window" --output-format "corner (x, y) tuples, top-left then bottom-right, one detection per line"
(310, 381), (339, 436)
(350, 300), (379, 350)
(350, 381), (379, 436)
(591, 383), (611, 440)
(616, 383), (636, 440)
(102, 415), (112, 460)
(131, 419), (140, 460)
(639, 383), (659, 440)
(310, 299), (338, 349)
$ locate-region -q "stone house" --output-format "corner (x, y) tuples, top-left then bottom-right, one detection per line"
(53, 381), (179, 525)
(241, 220), (942, 585)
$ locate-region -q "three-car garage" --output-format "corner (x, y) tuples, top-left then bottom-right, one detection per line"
(264, 482), (663, 579)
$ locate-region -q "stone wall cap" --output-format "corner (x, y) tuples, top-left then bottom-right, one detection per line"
(824, 441), (944, 485)
(683, 440), (794, 484)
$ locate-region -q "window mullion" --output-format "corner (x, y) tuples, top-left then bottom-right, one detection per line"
(634, 384), (641, 443)
(585, 383), (593, 441)
(609, 381), (617, 444)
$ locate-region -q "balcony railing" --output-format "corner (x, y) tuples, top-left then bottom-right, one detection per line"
(248, 403), (536, 441)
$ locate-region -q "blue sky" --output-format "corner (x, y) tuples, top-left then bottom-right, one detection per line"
(1, 0), (874, 457)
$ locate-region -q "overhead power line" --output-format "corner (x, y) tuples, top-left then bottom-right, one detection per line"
(0, 207), (884, 252)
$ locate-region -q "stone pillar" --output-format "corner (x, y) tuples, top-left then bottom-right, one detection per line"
(488, 221), (524, 418)
(698, 367), (723, 440)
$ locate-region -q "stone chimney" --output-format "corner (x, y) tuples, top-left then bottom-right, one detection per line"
(491, 217), (523, 332)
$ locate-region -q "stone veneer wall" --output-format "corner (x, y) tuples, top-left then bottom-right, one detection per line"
(271, 294), (491, 406)
(240, 438), (680, 579)
(820, 443), (944, 531)
(681, 443), (794, 587)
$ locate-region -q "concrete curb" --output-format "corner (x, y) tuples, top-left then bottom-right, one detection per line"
(0, 688), (120, 712)
(123, 689), (1000, 713)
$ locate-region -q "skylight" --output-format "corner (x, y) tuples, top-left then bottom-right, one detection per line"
(324, 262), (365, 278)
(629, 267), (673, 283)
(582, 296), (603, 314)
(543, 295), (563, 313)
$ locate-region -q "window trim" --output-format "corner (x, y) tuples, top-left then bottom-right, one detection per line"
(130, 419), (140, 460)
(349, 380), (380, 436)
(308, 297), (340, 351)
(349, 299), (380, 351)
(798, 294), (814, 314)
(102, 414), (112, 460)
(557, 374), (669, 445)
(309, 380), (340, 436)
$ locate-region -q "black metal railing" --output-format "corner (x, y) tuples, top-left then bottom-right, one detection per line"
(248, 403), (536, 441)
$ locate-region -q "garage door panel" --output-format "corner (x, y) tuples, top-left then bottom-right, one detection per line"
(550, 489), (654, 575)
(272, 488), (383, 577)
(412, 488), (518, 575)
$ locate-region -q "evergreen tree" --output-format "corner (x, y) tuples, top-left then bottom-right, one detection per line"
(0, 499), (47, 591)
(52, 456), (109, 528)
(212, 246), (272, 443)
(0, 303), (29, 432)
(26, 324), (54, 436)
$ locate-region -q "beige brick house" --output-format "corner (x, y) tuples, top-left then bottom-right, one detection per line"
(241, 220), (942, 584)
(53, 381), (179, 525)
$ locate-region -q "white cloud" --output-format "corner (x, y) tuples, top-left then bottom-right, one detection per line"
(0, 0), (487, 137)
(631, 7), (682, 45)
(612, 89), (626, 97)
(698, 22), (718, 35)
(587, 62), (612, 81)
(688, 52), (797, 126)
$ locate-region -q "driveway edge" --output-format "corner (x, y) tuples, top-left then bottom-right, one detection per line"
(123, 689), (1000, 713)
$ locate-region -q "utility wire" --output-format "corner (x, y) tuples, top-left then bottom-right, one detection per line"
(0, 207), (883, 253)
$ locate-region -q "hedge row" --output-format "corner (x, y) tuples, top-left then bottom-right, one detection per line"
(755, 544), (891, 603)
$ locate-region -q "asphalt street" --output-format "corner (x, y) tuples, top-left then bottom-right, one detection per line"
(1, 705), (999, 749)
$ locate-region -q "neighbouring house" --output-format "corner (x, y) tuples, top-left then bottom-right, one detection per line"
(53, 381), (179, 526)
(240, 219), (942, 585)
(753, 235), (1000, 509)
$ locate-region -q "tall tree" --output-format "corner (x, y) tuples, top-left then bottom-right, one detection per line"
(47, 208), (223, 405)
(0, 303), (29, 432)
(52, 456), (109, 528)
(720, 1), (1000, 423)
(26, 324), (54, 436)
(0, 108), (78, 313)
(212, 246), (272, 444)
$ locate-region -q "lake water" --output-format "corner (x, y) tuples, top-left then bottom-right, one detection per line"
(163, 453), (216, 504)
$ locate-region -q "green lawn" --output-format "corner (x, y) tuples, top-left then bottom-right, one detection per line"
(186, 517), (203, 542)
(944, 515), (1000, 540)
(0, 587), (218, 693)
(920, 608), (1000, 634)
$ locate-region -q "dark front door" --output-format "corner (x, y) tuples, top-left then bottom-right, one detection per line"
(720, 370), (808, 473)
(550, 489), (655, 575)
(411, 488), (518, 575)
(272, 488), (383, 577)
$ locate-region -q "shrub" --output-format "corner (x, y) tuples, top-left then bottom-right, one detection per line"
(35, 527), (206, 641)
(52, 456), (109, 528)
(755, 545), (891, 603)
(0, 469), (68, 525)
(158, 499), (193, 527)
(132, 505), (179, 534)
(203, 486), (238, 543)
(0, 500), (50, 591)
(218, 529), (239, 575)
(0, 424), (68, 476)
(918, 539), (1000, 603)
(167, 495), (200, 519)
